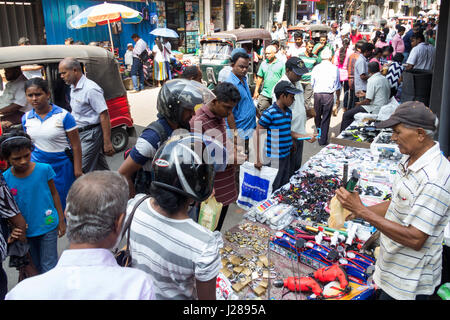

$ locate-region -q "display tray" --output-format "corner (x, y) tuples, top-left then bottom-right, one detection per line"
(329, 137), (371, 149)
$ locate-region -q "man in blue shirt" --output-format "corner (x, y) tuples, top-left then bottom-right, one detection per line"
(255, 81), (301, 191)
(402, 23), (421, 63)
(225, 51), (256, 155)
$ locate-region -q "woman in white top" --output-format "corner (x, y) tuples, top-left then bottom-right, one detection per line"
(21, 78), (82, 210)
(152, 38), (170, 87)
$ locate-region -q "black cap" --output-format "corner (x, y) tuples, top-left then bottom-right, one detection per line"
(286, 57), (309, 76)
(274, 80), (302, 96)
(376, 101), (437, 131)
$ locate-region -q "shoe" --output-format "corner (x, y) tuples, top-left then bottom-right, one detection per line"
(332, 107), (338, 117)
(129, 90), (139, 93)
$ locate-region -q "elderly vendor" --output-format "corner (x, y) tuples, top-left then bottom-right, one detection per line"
(336, 101), (450, 300)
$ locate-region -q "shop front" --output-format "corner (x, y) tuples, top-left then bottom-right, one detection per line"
(161, 0), (200, 54)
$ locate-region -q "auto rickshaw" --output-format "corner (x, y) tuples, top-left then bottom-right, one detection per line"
(0, 45), (135, 152)
(199, 28), (272, 91)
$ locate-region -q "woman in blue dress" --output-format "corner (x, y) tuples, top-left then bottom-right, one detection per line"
(21, 78), (82, 210)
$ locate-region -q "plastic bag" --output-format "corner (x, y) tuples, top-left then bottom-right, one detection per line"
(237, 161), (279, 210)
(198, 196), (223, 231)
(377, 97), (400, 121)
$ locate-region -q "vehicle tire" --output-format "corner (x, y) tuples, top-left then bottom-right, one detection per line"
(111, 127), (129, 152)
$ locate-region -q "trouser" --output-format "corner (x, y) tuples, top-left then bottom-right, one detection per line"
(257, 94), (272, 113)
(27, 227), (58, 274)
(340, 105), (366, 132)
(79, 124), (110, 173)
(131, 57), (145, 91)
(341, 81), (350, 110)
(215, 205), (229, 232)
(290, 139), (304, 176)
(0, 262), (7, 300)
(270, 156), (292, 192)
(301, 82), (314, 111)
(377, 289), (430, 301)
(347, 87), (356, 110)
(313, 92), (334, 146)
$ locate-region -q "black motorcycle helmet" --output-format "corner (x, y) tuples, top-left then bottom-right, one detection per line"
(150, 133), (217, 202)
(156, 78), (215, 130)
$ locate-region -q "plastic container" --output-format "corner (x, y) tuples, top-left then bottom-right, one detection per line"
(370, 131), (401, 159)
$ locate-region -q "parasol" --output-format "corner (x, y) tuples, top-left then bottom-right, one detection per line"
(69, 2), (143, 53)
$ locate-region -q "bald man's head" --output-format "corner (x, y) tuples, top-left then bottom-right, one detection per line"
(265, 45), (277, 62)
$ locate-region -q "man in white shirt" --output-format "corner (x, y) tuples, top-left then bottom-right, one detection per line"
(131, 33), (148, 92)
(286, 32), (305, 59)
(341, 62), (390, 131)
(272, 57), (317, 174)
(310, 48), (341, 145)
(59, 57), (115, 172)
(0, 66), (32, 128)
(405, 32), (435, 71)
(6, 171), (156, 300)
(337, 102), (450, 300)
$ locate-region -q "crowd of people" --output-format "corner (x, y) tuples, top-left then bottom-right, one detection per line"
(0, 13), (448, 302)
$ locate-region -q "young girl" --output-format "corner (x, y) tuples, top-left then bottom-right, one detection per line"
(0, 131), (65, 274)
(22, 78), (82, 210)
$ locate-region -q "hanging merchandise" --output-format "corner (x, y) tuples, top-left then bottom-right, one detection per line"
(141, 6), (150, 21)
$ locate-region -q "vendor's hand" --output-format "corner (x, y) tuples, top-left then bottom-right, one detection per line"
(1, 120), (13, 128)
(335, 187), (366, 218)
(7, 227), (24, 244)
(58, 221), (66, 238)
(74, 168), (83, 179)
(253, 92), (259, 100)
(103, 140), (115, 157)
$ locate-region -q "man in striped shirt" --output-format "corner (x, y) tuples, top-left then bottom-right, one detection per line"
(337, 101), (450, 300)
(255, 81), (301, 191)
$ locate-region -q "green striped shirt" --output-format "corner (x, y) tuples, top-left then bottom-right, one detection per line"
(299, 53), (319, 83)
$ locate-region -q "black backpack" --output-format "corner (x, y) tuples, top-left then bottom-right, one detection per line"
(125, 121), (169, 195)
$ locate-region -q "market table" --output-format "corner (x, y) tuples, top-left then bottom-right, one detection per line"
(217, 142), (401, 300)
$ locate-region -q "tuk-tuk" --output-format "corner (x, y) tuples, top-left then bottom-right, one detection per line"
(0, 45), (135, 152)
(199, 28), (272, 91)
(358, 21), (378, 41)
(304, 25), (331, 42)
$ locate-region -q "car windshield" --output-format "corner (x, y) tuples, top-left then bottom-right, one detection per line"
(202, 42), (233, 60)
(359, 24), (373, 33)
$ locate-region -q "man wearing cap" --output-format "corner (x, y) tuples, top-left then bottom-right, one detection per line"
(328, 23), (342, 50)
(124, 43), (134, 74)
(310, 47), (341, 146)
(272, 57), (317, 174)
(253, 45), (286, 113)
(255, 81), (302, 190)
(336, 101), (450, 300)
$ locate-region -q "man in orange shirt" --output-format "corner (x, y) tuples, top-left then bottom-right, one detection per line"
(346, 40), (365, 111)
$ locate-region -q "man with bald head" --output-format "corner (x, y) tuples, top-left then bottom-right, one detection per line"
(253, 44), (286, 113)
(58, 57), (114, 173)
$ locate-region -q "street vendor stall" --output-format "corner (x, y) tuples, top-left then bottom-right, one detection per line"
(217, 142), (401, 300)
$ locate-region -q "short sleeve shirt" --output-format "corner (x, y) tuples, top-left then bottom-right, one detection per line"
(225, 72), (256, 140)
(129, 117), (173, 171)
(70, 75), (108, 127)
(258, 102), (292, 159)
(373, 143), (450, 300)
(354, 54), (368, 92)
(299, 53), (319, 83)
(22, 104), (77, 153)
(257, 59), (286, 98)
(3, 162), (59, 237)
(0, 74), (32, 113)
(363, 72), (391, 114)
(406, 42), (435, 71)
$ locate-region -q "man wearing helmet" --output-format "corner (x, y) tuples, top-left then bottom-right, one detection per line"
(118, 79), (215, 197)
(127, 133), (223, 300)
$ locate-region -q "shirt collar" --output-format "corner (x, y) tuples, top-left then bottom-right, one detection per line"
(56, 248), (119, 268)
(229, 71), (247, 86)
(202, 104), (222, 121)
(72, 74), (87, 90)
(27, 104), (62, 120)
(400, 142), (441, 173)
